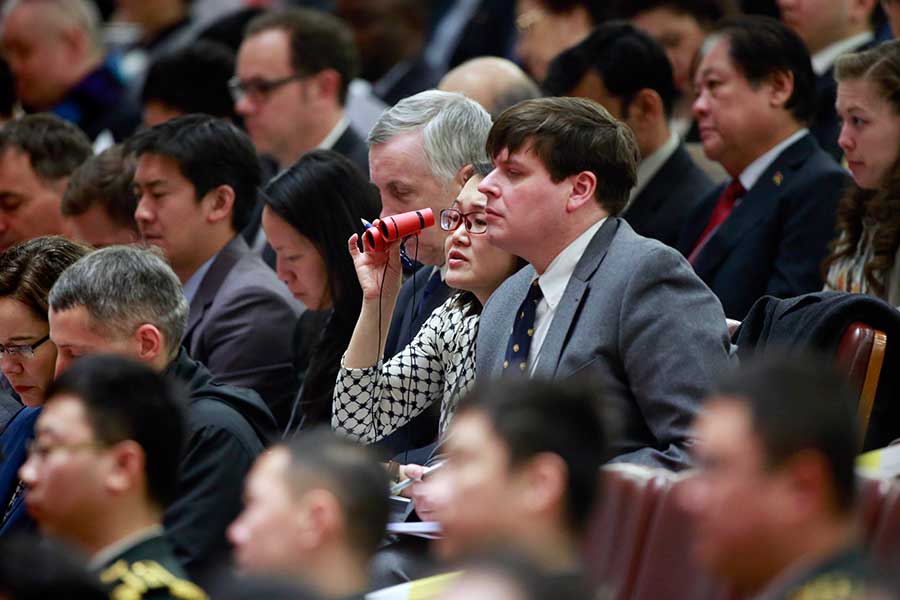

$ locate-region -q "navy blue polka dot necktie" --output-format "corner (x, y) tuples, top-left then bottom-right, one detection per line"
(503, 279), (543, 375)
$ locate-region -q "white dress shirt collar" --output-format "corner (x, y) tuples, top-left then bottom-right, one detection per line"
(317, 116), (350, 151)
(739, 129), (809, 191)
(181, 251), (217, 305)
(537, 217), (607, 311)
(811, 31), (874, 76)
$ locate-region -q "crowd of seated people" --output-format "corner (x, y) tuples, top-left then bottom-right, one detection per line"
(2, 1), (900, 599)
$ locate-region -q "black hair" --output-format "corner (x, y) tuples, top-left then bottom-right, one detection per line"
(44, 354), (189, 509)
(611, 0), (736, 26)
(0, 114), (93, 183)
(543, 20), (676, 118)
(456, 378), (609, 536)
(141, 40), (237, 121)
(284, 428), (390, 560)
(263, 149), (380, 427)
(712, 15), (816, 124)
(127, 114), (262, 232)
(245, 8), (359, 105)
(716, 354), (858, 513)
(0, 56), (15, 119)
(539, 0), (609, 23)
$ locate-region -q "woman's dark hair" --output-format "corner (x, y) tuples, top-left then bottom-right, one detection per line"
(823, 40), (900, 296)
(0, 236), (93, 321)
(452, 162), (526, 317)
(263, 149), (380, 427)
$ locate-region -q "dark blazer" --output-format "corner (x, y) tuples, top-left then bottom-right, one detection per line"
(676, 133), (848, 320)
(0, 406), (39, 538)
(379, 266), (454, 457)
(163, 349), (276, 577)
(623, 143), (715, 248)
(477, 218), (736, 471)
(182, 235), (303, 430)
(332, 125), (370, 176)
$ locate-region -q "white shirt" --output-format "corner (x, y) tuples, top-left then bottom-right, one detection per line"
(89, 525), (164, 569)
(625, 132), (681, 209)
(811, 31), (874, 76)
(317, 116), (350, 151)
(528, 218), (607, 371)
(738, 129), (809, 192)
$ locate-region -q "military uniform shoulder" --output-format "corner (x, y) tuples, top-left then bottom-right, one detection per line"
(785, 571), (867, 600)
(99, 559), (208, 600)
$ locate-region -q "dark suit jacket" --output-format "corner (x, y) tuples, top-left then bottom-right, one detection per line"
(378, 266), (454, 457)
(183, 236), (303, 430)
(676, 133), (848, 320)
(163, 349), (276, 577)
(477, 218), (735, 470)
(623, 143), (715, 248)
(0, 406), (39, 538)
(332, 125), (370, 176)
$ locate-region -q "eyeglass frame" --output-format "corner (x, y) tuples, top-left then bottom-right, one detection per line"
(439, 208), (488, 234)
(0, 334), (50, 360)
(227, 73), (308, 104)
(25, 439), (108, 463)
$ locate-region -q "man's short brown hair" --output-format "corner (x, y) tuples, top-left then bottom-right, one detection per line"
(61, 145), (138, 233)
(486, 97), (639, 215)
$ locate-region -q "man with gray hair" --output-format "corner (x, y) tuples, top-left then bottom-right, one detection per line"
(368, 89), (492, 455)
(0, 0), (140, 141)
(47, 245), (277, 577)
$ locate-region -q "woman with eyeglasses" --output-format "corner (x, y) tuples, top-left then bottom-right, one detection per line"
(334, 162), (524, 443)
(0, 236), (92, 537)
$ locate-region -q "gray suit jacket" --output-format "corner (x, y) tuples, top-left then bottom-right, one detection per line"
(183, 236), (304, 430)
(476, 218), (735, 470)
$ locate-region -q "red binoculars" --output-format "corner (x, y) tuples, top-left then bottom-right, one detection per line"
(361, 208), (436, 253)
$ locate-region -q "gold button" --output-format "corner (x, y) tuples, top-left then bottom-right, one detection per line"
(513, 344), (519, 352)
(519, 362), (527, 371)
(503, 360), (509, 368)
(519, 311), (525, 319)
(527, 329), (534, 336)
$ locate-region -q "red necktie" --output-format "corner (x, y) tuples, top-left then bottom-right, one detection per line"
(688, 179), (746, 264)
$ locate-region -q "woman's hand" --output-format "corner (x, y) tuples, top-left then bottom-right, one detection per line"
(348, 233), (403, 303)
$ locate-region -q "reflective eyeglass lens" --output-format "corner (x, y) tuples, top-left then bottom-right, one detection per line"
(441, 210), (461, 231)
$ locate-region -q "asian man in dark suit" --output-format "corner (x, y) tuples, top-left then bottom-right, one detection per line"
(677, 16), (848, 320)
(476, 97), (734, 471)
(543, 21), (715, 249)
(130, 115), (303, 431)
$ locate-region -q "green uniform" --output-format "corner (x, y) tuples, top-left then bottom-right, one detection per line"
(756, 546), (869, 600)
(95, 534), (207, 600)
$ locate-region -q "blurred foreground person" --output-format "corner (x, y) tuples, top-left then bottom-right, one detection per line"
(0, 535), (107, 600)
(680, 356), (867, 599)
(19, 354), (207, 599)
(228, 429), (389, 599)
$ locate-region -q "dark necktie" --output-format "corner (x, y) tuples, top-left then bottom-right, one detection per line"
(688, 179), (746, 264)
(503, 279), (543, 375)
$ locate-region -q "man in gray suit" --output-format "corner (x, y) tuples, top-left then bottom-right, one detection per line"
(131, 114), (303, 430)
(476, 97), (734, 470)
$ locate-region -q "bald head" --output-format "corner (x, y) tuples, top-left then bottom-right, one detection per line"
(439, 57), (540, 119)
(0, 0), (104, 108)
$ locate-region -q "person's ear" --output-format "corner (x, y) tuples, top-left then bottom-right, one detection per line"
(565, 171), (597, 214)
(296, 489), (343, 551)
(312, 69), (342, 103)
(203, 185), (235, 226)
(455, 163), (475, 187)
(518, 453), (568, 518)
(106, 441), (146, 497)
(133, 324), (164, 363)
(767, 69), (795, 110)
(778, 449), (834, 524)
(630, 89), (665, 126)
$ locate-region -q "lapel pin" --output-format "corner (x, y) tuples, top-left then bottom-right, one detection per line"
(773, 171), (783, 186)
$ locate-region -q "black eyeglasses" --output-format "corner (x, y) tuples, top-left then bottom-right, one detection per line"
(228, 74), (306, 104)
(0, 334), (50, 360)
(440, 209), (488, 234)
